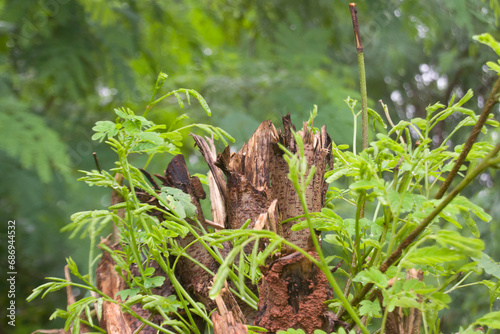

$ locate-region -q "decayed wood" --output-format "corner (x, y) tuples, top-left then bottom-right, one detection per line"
(215, 120), (279, 232)
(255, 251), (334, 333)
(96, 239), (133, 334)
(192, 136), (226, 229)
(271, 118), (332, 252)
(193, 114), (333, 332)
(383, 268), (423, 334)
(195, 114), (332, 249)
(212, 281), (248, 334)
(96, 238), (176, 334)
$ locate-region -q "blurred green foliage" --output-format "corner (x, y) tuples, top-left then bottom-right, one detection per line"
(0, 0), (499, 332)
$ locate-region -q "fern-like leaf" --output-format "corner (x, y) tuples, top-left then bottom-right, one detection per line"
(0, 98), (70, 183)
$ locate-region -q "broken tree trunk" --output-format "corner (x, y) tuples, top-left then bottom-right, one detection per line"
(194, 114), (334, 332)
(92, 114), (334, 334)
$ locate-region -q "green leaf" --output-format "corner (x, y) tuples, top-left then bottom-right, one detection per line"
(349, 179), (383, 191)
(161, 131), (183, 142)
(403, 279), (424, 292)
(474, 311), (500, 329)
(361, 238), (381, 250)
(353, 267), (388, 288)
(367, 107), (386, 129)
(359, 299), (382, 317)
(462, 211), (480, 237)
(66, 257), (81, 278)
(411, 117), (427, 130)
(452, 196), (492, 222)
(144, 267), (155, 276)
(404, 246), (463, 266)
(144, 276), (166, 289)
(325, 167), (349, 183)
(433, 230), (484, 258)
(136, 132), (164, 145)
(473, 252), (500, 279)
(386, 190), (414, 213)
(114, 108), (128, 118)
(92, 120), (119, 142)
(277, 329), (306, 334)
(439, 209), (462, 229)
(116, 287), (141, 300)
(143, 295), (181, 311)
(486, 60), (500, 73)
(373, 135), (405, 153)
(388, 296), (421, 310)
(188, 89), (212, 116)
(160, 220), (188, 238)
(123, 294), (144, 306)
(248, 325), (269, 333)
(210, 247), (239, 299)
(174, 91), (184, 108)
(473, 33), (500, 56)
(96, 298), (103, 321)
(159, 187), (197, 219)
(456, 89), (474, 107)
(389, 120), (410, 135)
(426, 102), (446, 118)
(123, 119), (141, 133)
(70, 210), (111, 225)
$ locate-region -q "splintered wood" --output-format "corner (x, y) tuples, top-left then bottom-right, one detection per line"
(194, 114), (332, 252)
(89, 114), (334, 334)
(195, 114), (334, 332)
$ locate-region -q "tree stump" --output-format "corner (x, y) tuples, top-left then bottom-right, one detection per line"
(94, 114), (335, 334)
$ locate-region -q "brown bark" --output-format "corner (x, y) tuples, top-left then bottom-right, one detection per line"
(96, 241), (134, 334)
(381, 269), (423, 334)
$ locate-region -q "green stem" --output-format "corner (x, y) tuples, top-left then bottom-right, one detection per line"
(153, 250), (207, 331)
(121, 304), (177, 334)
(143, 73), (168, 118)
(444, 272), (474, 294)
(79, 318), (107, 333)
(88, 225), (96, 286)
(381, 143), (500, 272)
(350, 3), (368, 150)
(353, 109), (358, 156)
(354, 192), (365, 271)
(358, 51), (369, 151)
(380, 305), (390, 334)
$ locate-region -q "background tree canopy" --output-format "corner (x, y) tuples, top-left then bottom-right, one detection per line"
(0, 0), (499, 332)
